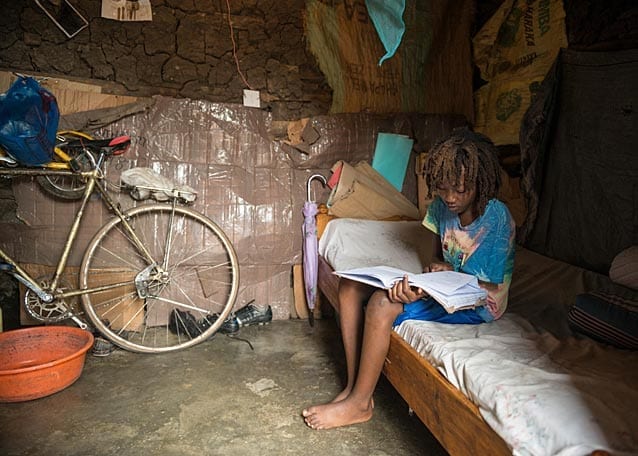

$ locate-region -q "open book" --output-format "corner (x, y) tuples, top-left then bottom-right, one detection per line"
(333, 265), (487, 314)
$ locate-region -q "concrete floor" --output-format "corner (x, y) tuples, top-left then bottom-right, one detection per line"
(0, 319), (447, 456)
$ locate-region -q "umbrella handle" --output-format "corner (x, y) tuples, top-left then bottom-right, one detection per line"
(307, 173), (327, 202)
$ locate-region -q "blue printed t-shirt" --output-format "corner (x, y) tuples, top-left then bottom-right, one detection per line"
(422, 196), (516, 319)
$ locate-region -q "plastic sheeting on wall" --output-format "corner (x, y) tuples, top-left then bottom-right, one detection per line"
(1, 95), (465, 319)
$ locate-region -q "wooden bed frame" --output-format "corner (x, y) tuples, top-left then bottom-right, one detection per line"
(317, 255), (511, 455)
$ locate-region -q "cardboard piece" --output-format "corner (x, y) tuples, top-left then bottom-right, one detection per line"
(0, 72), (140, 116)
(284, 118), (321, 153)
(327, 160), (420, 220)
(86, 269), (144, 331)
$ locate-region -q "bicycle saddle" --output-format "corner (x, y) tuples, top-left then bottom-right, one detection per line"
(64, 135), (131, 156)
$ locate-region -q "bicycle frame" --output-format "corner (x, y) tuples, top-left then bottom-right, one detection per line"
(0, 153), (158, 328)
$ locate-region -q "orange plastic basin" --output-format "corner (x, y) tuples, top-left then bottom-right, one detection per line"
(0, 326), (94, 402)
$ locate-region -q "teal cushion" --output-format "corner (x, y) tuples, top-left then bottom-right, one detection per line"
(568, 292), (638, 350)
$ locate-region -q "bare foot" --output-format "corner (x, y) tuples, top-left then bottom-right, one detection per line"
(331, 387), (351, 403)
(302, 398), (373, 430)
(331, 389), (374, 409)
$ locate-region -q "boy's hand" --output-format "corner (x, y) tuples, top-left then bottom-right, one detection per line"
(426, 261), (453, 272)
(388, 275), (427, 304)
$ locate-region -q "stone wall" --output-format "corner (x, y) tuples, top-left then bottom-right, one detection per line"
(0, 0), (331, 120)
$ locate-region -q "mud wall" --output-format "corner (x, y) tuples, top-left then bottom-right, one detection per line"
(0, 0), (331, 120)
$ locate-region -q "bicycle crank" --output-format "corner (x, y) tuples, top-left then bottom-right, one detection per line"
(24, 276), (87, 328)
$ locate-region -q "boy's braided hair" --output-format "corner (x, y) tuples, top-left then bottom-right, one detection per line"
(425, 128), (501, 215)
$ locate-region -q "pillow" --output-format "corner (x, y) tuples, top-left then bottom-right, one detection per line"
(568, 291), (638, 350)
(609, 246), (638, 290)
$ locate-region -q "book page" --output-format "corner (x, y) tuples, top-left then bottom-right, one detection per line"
(334, 265), (406, 288)
(408, 271), (477, 295)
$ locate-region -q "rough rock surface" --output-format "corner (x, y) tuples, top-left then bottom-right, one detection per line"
(0, 1), (331, 120)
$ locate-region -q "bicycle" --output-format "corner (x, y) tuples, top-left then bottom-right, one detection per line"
(0, 133), (240, 353)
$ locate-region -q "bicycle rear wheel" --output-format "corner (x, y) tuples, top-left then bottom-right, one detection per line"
(79, 204), (239, 353)
(36, 161), (88, 200)
(36, 131), (93, 200)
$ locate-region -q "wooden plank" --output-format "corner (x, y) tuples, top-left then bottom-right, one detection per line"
(383, 332), (511, 456)
(293, 263), (309, 319)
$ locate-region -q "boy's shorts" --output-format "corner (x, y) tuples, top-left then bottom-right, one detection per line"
(393, 297), (494, 326)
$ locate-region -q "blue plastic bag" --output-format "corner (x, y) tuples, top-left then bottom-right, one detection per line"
(0, 76), (59, 166)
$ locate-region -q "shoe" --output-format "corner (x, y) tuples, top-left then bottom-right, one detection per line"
(202, 313), (239, 334)
(92, 336), (115, 357)
(168, 309), (202, 337)
(169, 308), (239, 336)
(235, 302), (272, 327)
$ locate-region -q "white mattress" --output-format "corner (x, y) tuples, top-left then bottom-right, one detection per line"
(320, 218), (638, 456)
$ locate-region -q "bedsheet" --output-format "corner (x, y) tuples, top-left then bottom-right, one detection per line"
(318, 218), (433, 273)
(319, 218), (638, 455)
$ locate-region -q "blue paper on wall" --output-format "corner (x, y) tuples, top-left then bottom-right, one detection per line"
(371, 132), (414, 191)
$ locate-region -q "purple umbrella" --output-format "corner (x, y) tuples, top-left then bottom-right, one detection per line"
(303, 173), (327, 326)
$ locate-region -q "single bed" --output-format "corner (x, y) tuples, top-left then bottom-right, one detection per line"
(316, 218), (638, 456)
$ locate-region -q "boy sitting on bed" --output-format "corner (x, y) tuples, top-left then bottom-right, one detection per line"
(302, 128), (516, 430)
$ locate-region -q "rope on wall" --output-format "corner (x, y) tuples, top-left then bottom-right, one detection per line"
(225, 0), (254, 90)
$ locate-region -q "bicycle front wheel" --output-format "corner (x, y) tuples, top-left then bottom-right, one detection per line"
(79, 204), (239, 353)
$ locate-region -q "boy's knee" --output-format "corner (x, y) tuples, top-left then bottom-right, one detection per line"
(367, 290), (386, 306)
(367, 291), (401, 320)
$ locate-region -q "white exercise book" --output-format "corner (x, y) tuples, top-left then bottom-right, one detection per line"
(333, 265), (487, 313)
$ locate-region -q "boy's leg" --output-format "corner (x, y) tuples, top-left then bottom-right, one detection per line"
(303, 289), (403, 429)
(334, 279), (375, 402)
(347, 290), (403, 403)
